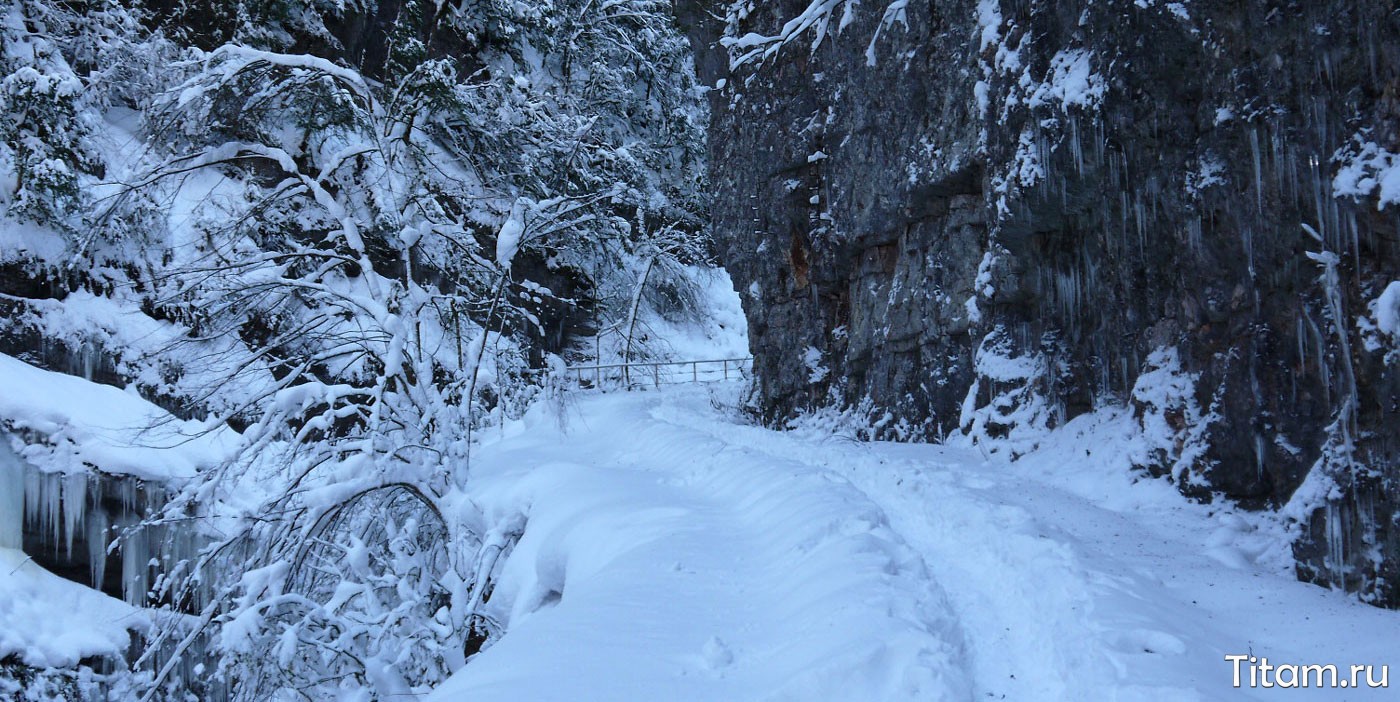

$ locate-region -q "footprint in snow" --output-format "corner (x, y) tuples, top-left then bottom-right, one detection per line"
(702, 636), (734, 670)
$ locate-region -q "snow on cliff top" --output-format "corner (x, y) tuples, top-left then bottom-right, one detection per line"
(0, 352), (237, 480)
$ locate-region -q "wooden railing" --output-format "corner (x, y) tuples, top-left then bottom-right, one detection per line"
(566, 357), (753, 389)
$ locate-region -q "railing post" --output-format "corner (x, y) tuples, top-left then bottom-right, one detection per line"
(653, 363), (659, 388)
(722, 359), (728, 380)
(693, 361), (698, 382)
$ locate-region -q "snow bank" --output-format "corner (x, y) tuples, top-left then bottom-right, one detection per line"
(0, 547), (147, 668)
(0, 352), (237, 480)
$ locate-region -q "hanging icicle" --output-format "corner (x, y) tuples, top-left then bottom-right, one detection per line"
(0, 437), (22, 550)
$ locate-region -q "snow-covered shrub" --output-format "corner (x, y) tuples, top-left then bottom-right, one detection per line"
(215, 484), (515, 701)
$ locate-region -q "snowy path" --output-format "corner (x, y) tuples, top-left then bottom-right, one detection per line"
(430, 385), (1399, 701)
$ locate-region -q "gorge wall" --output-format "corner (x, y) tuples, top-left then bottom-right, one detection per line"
(676, 0), (1400, 605)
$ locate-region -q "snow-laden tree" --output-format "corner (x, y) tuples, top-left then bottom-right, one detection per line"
(0, 0), (116, 227)
(106, 2), (710, 700)
(2, 0), (710, 698)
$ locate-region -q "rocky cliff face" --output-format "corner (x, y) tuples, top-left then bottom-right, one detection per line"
(677, 0), (1400, 606)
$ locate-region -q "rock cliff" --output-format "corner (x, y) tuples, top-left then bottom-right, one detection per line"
(677, 0), (1400, 605)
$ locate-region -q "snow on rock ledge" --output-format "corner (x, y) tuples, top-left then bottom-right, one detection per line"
(0, 547), (147, 669)
(0, 352), (237, 481)
(1334, 139), (1400, 210)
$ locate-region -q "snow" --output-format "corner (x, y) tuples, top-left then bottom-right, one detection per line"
(495, 201), (527, 269)
(802, 345), (828, 383)
(1333, 139), (1400, 209)
(0, 547), (147, 668)
(581, 265), (750, 384)
(433, 386), (969, 701)
(992, 128), (1046, 213)
(1028, 49), (1105, 110)
(1371, 281), (1400, 340)
(722, 0), (855, 70)
(0, 220), (68, 264)
(977, 0), (1003, 52)
(973, 249), (997, 297)
(1165, 2), (1191, 20)
(1186, 154), (1227, 196)
(973, 80), (990, 116)
(0, 352), (237, 480)
(431, 385), (1400, 700)
(1130, 347), (1211, 483)
(204, 45), (371, 98)
(1134, 0), (1193, 21)
(963, 295), (981, 323)
(654, 267), (751, 362)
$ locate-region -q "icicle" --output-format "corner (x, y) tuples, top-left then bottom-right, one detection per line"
(1242, 227), (1255, 280)
(62, 471), (86, 559)
(123, 525), (148, 606)
(87, 506), (110, 590)
(1296, 314), (1307, 373)
(1326, 501), (1346, 587)
(1070, 117), (1084, 175)
(24, 465), (41, 535)
(1254, 433), (1267, 481)
(1133, 196), (1144, 256)
(120, 478), (138, 514)
(25, 470), (65, 555)
(0, 437), (22, 550)
(1249, 128), (1264, 214)
(1346, 211), (1360, 270)
(1186, 216), (1202, 254)
(81, 340), (96, 382)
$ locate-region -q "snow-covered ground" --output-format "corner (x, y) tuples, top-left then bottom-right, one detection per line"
(432, 384), (1400, 701)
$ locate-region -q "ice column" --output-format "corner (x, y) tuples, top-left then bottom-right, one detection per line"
(0, 436), (21, 550)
